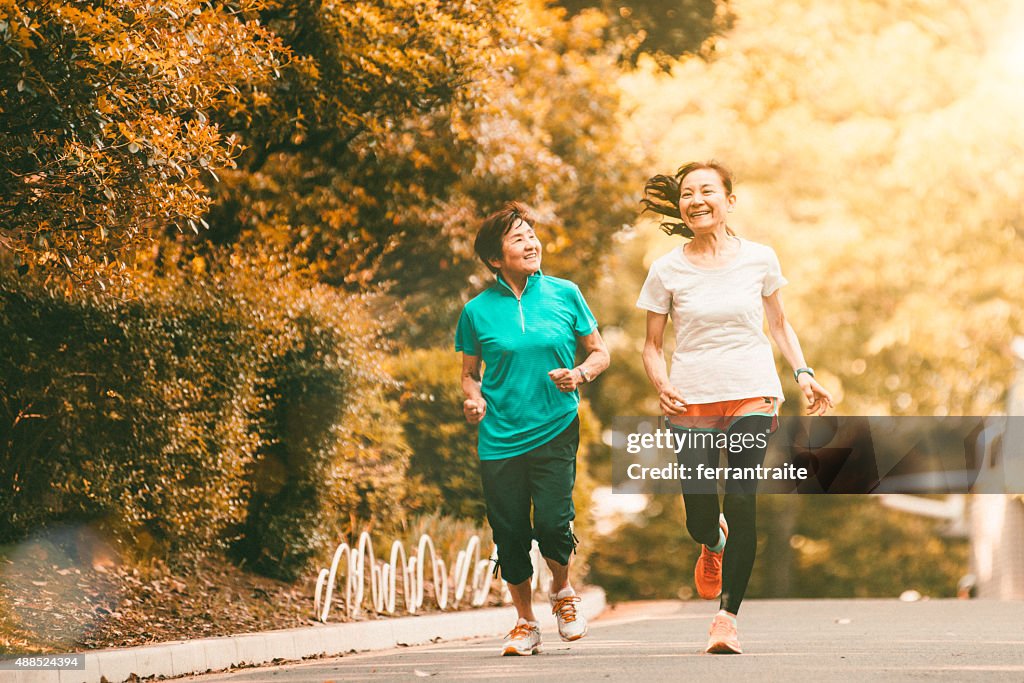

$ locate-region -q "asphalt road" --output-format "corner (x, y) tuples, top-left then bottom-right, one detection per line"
(185, 599), (1024, 682)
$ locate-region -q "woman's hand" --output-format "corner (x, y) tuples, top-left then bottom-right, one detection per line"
(799, 376), (834, 416)
(548, 368), (581, 393)
(658, 386), (688, 416)
(463, 398), (487, 424)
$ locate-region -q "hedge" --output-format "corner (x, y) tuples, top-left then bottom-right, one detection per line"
(0, 268), (408, 580)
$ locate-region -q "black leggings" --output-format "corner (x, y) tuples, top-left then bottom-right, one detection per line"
(674, 415), (772, 615)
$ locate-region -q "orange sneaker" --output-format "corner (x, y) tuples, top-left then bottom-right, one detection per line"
(705, 612), (742, 654)
(694, 514), (728, 600)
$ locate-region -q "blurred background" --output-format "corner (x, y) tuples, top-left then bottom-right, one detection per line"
(2, 0), (1023, 653)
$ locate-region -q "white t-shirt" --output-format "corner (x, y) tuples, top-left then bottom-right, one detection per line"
(636, 237), (788, 404)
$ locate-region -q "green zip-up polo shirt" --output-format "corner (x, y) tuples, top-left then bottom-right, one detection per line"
(455, 271), (598, 460)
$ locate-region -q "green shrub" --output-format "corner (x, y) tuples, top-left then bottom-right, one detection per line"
(390, 349), (486, 520)
(0, 268), (410, 579)
(230, 271), (410, 580)
(0, 275), (259, 556)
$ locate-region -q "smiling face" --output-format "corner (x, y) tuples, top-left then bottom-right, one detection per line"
(489, 218), (542, 279)
(678, 168), (736, 236)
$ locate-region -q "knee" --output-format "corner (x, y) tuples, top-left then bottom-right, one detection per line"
(490, 523), (524, 551)
(533, 519), (573, 563)
(491, 531), (534, 585)
(533, 516), (570, 546)
(723, 493), (757, 522)
(685, 515), (707, 541)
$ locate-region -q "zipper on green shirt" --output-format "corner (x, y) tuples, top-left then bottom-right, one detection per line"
(497, 273), (531, 333)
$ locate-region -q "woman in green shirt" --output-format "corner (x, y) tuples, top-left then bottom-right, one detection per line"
(456, 201), (609, 656)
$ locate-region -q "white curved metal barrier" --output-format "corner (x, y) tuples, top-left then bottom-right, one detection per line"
(314, 531), (551, 622)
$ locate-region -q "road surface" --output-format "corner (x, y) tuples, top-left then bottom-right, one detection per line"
(184, 599), (1024, 682)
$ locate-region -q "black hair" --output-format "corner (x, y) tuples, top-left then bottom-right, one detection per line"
(640, 160), (736, 238)
(474, 201), (536, 274)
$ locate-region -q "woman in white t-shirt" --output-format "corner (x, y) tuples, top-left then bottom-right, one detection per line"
(637, 161), (833, 655)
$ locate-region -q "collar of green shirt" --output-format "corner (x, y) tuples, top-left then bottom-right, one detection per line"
(495, 270), (544, 298)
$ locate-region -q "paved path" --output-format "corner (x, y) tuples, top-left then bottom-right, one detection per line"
(183, 599), (1024, 682)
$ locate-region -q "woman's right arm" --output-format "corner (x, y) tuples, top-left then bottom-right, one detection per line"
(461, 353), (487, 424)
(641, 311), (687, 416)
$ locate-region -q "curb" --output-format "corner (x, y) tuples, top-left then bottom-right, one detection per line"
(2, 588), (606, 683)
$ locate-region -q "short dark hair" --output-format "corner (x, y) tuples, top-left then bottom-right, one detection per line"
(474, 201), (536, 274)
(640, 160), (735, 238)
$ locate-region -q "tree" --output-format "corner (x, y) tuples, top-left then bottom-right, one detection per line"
(172, 0), (521, 285)
(170, 1), (659, 345)
(587, 495), (968, 601)
(555, 0), (733, 69)
(0, 0), (286, 291)
(604, 0), (1024, 416)
(387, 1), (650, 342)
(580, 0), (1024, 604)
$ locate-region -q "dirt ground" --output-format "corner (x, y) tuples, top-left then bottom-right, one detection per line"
(0, 526), (500, 657)
(0, 542), (320, 655)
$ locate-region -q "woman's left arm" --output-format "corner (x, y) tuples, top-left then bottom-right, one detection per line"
(550, 329), (610, 393)
(763, 291), (834, 415)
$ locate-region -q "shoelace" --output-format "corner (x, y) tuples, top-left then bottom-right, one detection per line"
(709, 616), (736, 637)
(505, 623), (536, 640)
(701, 546), (723, 582)
(552, 595), (581, 623)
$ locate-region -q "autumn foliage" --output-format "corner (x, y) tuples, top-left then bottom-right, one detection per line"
(2, 0), (704, 578)
(0, 0), (285, 290)
(3, 0), (1016, 618)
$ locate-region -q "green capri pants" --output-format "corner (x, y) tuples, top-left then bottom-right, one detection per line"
(479, 416), (580, 585)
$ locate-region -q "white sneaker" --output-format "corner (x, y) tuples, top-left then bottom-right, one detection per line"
(502, 618), (541, 656)
(550, 586), (587, 642)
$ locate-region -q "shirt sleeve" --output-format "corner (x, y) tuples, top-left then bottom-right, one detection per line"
(454, 307), (481, 355)
(569, 284), (598, 336)
(636, 265), (671, 314)
(762, 247), (789, 297)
